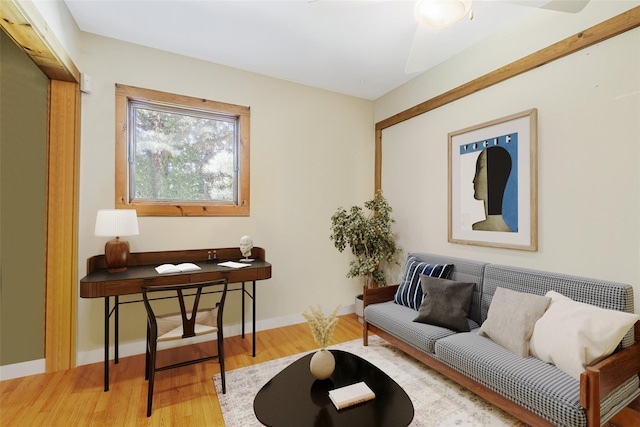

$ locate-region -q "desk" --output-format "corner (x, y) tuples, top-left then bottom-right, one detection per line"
(80, 247), (272, 391)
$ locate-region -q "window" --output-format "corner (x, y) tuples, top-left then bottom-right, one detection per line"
(115, 84), (250, 216)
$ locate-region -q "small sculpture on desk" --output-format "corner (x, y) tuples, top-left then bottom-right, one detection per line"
(239, 235), (254, 262)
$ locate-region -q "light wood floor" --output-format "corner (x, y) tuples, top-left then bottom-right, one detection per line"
(1, 314), (363, 426)
(2, 314), (638, 426)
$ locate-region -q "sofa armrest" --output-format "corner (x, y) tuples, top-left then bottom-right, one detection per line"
(362, 284), (399, 346)
(363, 284), (398, 308)
(580, 320), (640, 425)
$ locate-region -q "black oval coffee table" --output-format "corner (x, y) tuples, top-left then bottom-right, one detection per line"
(253, 349), (414, 427)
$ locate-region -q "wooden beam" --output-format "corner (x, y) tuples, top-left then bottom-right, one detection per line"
(0, 0), (80, 82)
(375, 6), (640, 132)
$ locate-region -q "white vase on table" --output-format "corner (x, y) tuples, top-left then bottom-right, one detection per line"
(309, 348), (335, 380)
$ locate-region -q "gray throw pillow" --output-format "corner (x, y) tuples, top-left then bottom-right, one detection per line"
(478, 287), (551, 358)
(413, 276), (475, 332)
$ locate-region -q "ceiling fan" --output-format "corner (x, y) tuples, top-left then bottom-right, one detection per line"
(407, 0), (591, 73)
(311, 0), (590, 74)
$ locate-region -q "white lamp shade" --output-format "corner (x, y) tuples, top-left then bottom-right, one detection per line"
(94, 209), (139, 237)
(414, 0), (472, 29)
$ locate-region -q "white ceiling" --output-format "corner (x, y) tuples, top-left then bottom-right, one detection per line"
(64, 0), (600, 100)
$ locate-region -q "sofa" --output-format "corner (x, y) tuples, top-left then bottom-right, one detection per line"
(363, 253), (640, 427)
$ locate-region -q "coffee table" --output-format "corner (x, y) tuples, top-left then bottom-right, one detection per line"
(253, 349), (414, 427)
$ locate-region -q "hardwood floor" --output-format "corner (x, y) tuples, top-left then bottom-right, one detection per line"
(2, 314), (638, 426)
(0, 314), (363, 426)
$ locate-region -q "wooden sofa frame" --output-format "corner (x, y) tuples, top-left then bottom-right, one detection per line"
(362, 285), (640, 427)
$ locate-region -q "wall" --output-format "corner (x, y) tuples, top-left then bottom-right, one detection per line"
(0, 30), (48, 366)
(374, 6), (640, 310)
(75, 33), (374, 363)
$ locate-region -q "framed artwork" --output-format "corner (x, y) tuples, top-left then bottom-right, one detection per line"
(448, 109), (538, 251)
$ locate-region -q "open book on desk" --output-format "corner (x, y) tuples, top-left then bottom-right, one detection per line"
(155, 263), (201, 274)
(217, 261), (250, 269)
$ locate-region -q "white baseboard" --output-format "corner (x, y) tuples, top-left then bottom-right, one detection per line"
(0, 358), (46, 381)
(1, 304), (355, 379)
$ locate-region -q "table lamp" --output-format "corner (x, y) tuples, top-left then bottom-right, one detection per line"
(94, 209), (139, 273)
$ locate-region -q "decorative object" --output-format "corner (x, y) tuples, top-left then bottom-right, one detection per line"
(329, 191), (400, 288)
(413, 276), (475, 332)
(414, 0), (473, 29)
(477, 287), (551, 358)
(94, 209), (139, 272)
(302, 304), (340, 379)
(448, 109), (538, 250)
(393, 255), (454, 310)
(213, 336), (522, 427)
(239, 235), (253, 262)
(529, 290), (640, 380)
(309, 349), (335, 380)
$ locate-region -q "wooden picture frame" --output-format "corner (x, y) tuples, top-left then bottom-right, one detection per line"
(448, 109), (538, 251)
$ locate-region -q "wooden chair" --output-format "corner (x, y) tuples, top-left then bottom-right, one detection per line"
(141, 279), (228, 417)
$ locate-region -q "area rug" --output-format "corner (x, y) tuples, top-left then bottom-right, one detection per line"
(213, 335), (527, 426)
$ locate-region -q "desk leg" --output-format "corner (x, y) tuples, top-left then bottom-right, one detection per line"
(114, 296), (119, 364)
(241, 282), (245, 339)
(104, 296), (110, 392)
(252, 280), (256, 357)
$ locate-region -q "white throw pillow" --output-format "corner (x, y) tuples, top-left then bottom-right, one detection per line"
(529, 290), (640, 380)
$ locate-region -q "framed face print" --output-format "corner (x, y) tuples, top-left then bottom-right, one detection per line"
(448, 109), (538, 251)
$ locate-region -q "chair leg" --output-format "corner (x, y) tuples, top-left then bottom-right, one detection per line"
(218, 330), (226, 394)
(147, 339), (157, 417)
(145, 326), (151, 381)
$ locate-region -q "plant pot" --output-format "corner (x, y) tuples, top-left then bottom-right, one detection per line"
(355, 294), (364, 324)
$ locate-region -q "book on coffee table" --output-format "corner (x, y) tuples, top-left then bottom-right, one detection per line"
(328, 381), (375, 410)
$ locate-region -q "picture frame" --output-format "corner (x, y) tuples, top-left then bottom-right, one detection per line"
(448, 109), (538, 251)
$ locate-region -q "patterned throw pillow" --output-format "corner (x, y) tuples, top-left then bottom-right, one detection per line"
(393, 256), (454, 310)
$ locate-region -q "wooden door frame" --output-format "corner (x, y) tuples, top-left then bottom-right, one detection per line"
(1, 0), (80, 371)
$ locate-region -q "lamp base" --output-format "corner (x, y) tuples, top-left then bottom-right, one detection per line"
(104, 237), (130, 273)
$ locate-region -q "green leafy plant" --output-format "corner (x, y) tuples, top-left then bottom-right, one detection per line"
(330, 191), (400, 287)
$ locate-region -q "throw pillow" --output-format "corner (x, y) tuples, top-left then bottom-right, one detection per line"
(393, 256), (454, 310)
(478, 287), (551, 358)
(413, 276), (475, 332)
(529, 290), (640, 380)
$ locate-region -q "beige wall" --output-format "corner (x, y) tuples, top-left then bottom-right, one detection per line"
(375, 6), (640, 310)
(75, 33), (374, 362)
(9, 0), (640, 369)
(0, 30), (49, 365)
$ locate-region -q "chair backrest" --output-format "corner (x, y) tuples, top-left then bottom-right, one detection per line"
(142, 279), (228, 339)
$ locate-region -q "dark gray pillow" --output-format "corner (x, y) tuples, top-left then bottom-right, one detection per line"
(413, 276), (475, 332)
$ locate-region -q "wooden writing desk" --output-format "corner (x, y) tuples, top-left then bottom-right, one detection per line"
(80, 247), (272, 391)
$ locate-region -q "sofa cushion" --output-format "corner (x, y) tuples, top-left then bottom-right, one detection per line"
(530, 291), (640, 380)
(435, 331), (640, 427)
(414, 276), (475, 332)
(365, 301), (478, 354)
(478, 287), (550, 357)
(393, 255), (453, 310)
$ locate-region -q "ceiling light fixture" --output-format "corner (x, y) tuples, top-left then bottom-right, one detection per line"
(414, 0), (473, 29)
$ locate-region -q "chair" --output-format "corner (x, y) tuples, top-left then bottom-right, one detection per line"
(141, 279), (228, 416)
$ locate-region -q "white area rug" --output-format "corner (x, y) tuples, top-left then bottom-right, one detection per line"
(213, 335), (527, 426)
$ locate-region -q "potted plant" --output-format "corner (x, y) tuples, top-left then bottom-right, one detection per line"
(330, 191), (401, 322)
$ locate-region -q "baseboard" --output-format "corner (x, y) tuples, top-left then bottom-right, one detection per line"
(74, 303), (355, 366)
(2, 304), (355, 379)
(0, 358), (46, 381)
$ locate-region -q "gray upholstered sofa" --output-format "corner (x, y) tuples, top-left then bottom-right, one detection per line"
(363, 253), (640, 427)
